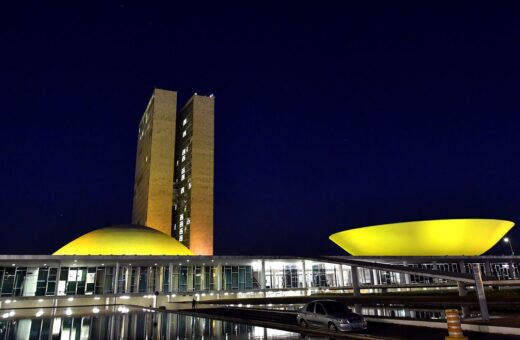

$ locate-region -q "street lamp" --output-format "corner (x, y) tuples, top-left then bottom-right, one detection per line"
(504, 237), (515, 255)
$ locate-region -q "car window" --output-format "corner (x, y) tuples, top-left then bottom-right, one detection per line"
(306, 303), (314, 312)
(315, 303), (326, 315)
(321, 301), (350, 314)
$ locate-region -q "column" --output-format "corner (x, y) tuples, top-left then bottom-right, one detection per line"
(113, 262), (120, 295)
(351, 266), (360, 297)
(54, 263), (61, 297)
(124, 266), (131, 293)
(472, 263), (489, 321)
(372, 269), (379, 285)
(261, 260), (266, 289)
(301, 260), (307, 289)
(158, 266), (163, 293)
(216, 264), (222, 291)
(201, 266), (205, 292)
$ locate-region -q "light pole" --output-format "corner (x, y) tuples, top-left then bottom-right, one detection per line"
(504, 237), (515, 255)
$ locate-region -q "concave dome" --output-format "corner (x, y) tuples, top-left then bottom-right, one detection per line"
(329, 219), (514, 256)
(53, 224), (193, 256)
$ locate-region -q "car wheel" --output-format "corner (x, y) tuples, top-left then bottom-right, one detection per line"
(328, 322), (337, 331)
(300, 319), (308, 328)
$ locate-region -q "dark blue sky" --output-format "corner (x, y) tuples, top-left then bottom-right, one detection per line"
(1, 2), (520, 255)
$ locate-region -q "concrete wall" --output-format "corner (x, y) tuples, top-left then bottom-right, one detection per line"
(132, 89), (177, 235)
(190, 95), (214, 255)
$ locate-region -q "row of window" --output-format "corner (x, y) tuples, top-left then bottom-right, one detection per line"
(4, 262), (516, 298)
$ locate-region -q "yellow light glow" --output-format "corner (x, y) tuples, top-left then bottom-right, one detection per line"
(329, 219), (514, 256)
(53, 225), (193, 256)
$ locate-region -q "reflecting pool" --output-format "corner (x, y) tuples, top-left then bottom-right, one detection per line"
(0, 307), (302, 339)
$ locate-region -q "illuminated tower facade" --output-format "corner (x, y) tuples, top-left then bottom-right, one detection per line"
(132, 88), (214, 255)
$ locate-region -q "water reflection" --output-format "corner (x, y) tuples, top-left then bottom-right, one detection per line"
(0, 308), (302, 339)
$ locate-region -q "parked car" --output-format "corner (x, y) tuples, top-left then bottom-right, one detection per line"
(297, 300), (367, 332)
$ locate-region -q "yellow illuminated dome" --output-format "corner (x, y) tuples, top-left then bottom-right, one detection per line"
(53, 225), (193, 256)
(329, 219), (514, 256)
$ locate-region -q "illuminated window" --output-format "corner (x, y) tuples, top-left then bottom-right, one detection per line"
(188, 182), (192, 189)
(183, 130), (187, 137)
(183, 118), (187, 126)
(186, 218), (191, 225)
(180, 214), (184, 221)
(180, 187), (185, 194)
(182, 155), (186, 162)
(181, 168), (185, 174)
(181, 174), (185, 181)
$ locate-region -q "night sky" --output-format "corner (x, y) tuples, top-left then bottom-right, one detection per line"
(2, 2), (520, 256)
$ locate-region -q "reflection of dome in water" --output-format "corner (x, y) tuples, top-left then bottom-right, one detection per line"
(53, 224), (193, 256)
(329, 219), (515, 256)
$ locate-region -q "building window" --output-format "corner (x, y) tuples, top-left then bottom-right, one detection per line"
(181, 174), (185, 181)
(183, 118), (187, 126)
(182, 130), (187, 137)
(180, 187), (185, 194)
(222, 266), (253, 291)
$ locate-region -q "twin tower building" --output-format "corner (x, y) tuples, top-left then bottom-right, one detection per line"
(131, 88), (214, 255)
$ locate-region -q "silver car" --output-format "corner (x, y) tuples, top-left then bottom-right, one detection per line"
(297, 300), (367, 332)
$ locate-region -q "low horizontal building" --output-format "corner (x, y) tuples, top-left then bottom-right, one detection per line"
(0, 254), (518, 311)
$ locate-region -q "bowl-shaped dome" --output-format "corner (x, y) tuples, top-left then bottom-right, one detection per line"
(53, 225), (193, 255)
(329, 219), (514, 256)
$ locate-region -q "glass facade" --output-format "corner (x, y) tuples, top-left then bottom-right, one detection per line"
(0, 257), (519, 298)
(172, 101), (193, 248)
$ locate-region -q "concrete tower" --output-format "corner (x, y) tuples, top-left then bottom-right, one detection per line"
(172, 94), (215, 255)
(132, 88), (214, 255)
